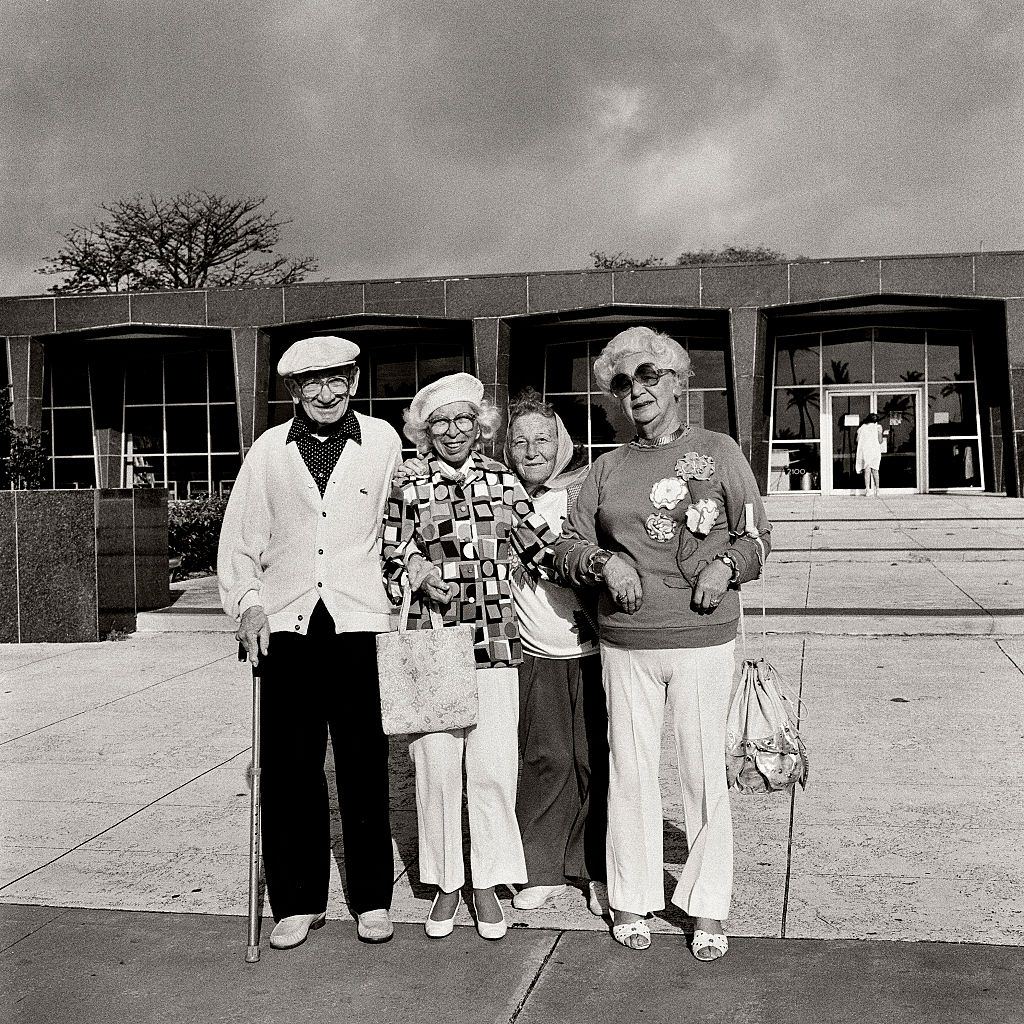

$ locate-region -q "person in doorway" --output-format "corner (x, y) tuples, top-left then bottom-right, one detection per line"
(554, 325), (771, 961)
(380, 373), (563, 941)
(218, 335), (402, 949)
(502, 389), (609, 918)
(855, 412), (885, 496)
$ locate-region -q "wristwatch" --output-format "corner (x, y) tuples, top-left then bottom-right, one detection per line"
(714, 552), (741, 585)
(587, 549), (614, 583)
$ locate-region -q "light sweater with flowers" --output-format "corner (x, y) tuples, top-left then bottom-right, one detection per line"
(559, 426), (771, 650)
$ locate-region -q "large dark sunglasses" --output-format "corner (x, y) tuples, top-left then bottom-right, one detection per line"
(608, 363), (676, 398)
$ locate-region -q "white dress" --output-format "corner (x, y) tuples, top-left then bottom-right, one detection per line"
(855, 423), (883, 473)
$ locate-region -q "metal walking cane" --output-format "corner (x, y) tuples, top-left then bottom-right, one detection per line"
(239, 642), (263, 964)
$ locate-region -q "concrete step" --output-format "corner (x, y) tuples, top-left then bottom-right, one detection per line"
(136, 608), (234, 632)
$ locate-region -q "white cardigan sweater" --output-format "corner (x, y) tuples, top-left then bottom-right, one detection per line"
(217, 412), (402, 635)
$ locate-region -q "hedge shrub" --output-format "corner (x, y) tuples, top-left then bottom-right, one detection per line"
(168, 497), (228, 574)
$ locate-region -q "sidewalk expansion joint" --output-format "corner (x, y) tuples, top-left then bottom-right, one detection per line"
(996, 640), (1024, 676)
(0, 747), (251, 894)
(0, 905), (70, 956)
(508, 929), (563, 1024)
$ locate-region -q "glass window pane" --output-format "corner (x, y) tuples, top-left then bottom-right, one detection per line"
(774, 335), (819, 387)
(772, 388), (820, 440)
(125, 351), (164, 405)
(167, 456), (210, 500)
(687, 342), (727, 389)
(164, 351), (208, 403)
(209, 405), (239, 453)
(768, 444), (820, 492)
(874, 328), (925, 383)
(48, 351), (91, 406)
(822, 328), (871, 385)
(207, 349), (235, 402)
(212, 454), (241, 496)
(417, 343), (466, 389)
(51, 408), (93, 456)
(373, 346), (417, 398)
(689, 390), (730, 433)
(268, 401), (293, 427)
(166, 405), (208, 453)
(53, 457), (95, 488)
(127, 451), (163, 487)
(589, 394), (634, 445)
(548, 395), (590, 446)
(929, 439), (981, 488)
(928, 331), (974, 381)
(928, 383), (977, 437)
(367, 399), (406, 438)
(124, 406), (164, 453)
(546, 343), (590, 393)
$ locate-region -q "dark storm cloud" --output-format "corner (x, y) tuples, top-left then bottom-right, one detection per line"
(2, 2), (1022, 294)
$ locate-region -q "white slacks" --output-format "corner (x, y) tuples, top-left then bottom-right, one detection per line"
(602, 640), (736, 921)
(409, 666), (527, 892)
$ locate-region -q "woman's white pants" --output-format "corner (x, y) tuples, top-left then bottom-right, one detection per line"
(409, 667), (527, 892)
(602, 640), (736, 921)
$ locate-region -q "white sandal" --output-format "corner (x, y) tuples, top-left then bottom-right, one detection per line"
(691, 929), (728, 961)
(611, 919), (651, 950)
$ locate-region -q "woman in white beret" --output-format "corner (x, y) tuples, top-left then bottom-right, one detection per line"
(381, 372), (562, 940)
(554, 326), (771, 960)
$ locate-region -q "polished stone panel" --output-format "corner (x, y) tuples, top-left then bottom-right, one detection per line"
(527, 271), (612, 313)
(0, 297), (54, 335)
(206, 287), (283, 327)
(702, 263), (788, 307)
(96, 491), (136, 626)
(789, 259), (879, 302)
(0, 492), (18, 642)
(16, 490), (98, 642)
(282, 282), (363, 322)
(445, 276), (527, 318)
(129, 291), (207, 326)
(55, 295), (130, 331)
(472, 318), (500, 385)
(976, 252), (1024, 298)
(364, 279), (446, 317)
(880, 255), (973, 296)
(132, 489), (170, 611)
(612, 266), (701, 305)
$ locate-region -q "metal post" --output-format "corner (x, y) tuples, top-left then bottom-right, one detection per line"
(241, 645), (262, 963)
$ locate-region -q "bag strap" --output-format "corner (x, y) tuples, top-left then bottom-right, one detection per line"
(397, 583), (445, 632)
(737, 502), (770, 664)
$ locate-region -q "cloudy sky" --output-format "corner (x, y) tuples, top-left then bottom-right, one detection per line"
(2, 1), (1022, 295)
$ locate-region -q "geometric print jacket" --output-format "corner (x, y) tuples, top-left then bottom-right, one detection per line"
(380, 451), (560, 667)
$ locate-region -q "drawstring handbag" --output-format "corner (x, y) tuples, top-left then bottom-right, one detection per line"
(725, 505), (809, 794)
(376, 585), (478, 736)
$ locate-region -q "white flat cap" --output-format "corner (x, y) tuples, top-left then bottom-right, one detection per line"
(277, 335), (360, 377)
(410, 372), (485, 422)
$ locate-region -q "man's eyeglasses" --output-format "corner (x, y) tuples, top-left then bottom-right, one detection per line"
(295, 375), (352, 400)
(428, 414), (478, 436)
(608, 363), (676, 398)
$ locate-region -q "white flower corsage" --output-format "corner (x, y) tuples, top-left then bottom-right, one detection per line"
(675, 452), (716, 481)
(685, 498), (721, 537)
(645, 513), (677, 542)
(649, 476), (688, 510)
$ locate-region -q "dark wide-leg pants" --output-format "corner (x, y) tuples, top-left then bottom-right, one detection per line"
(259, 600), (393, 920)
(515, 651), (608, 885)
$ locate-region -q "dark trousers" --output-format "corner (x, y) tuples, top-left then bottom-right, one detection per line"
(259, 601), (393, 919)
(515, 652), (608, 884)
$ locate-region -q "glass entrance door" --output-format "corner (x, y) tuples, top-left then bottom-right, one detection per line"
(827, 390), (922, 494)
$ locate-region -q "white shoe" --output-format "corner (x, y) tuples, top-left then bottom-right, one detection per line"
(269, 912), (326, 950)
(587, 881), (608, 917)
(471, 891), (507, 940)
(425, 890), (461, 938)
(512, 884), (567, 911)
(357, 908), (394, 944)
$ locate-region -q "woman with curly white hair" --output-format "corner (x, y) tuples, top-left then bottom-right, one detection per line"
(554, 325), (772, 960)
(381, 372), (562, 941)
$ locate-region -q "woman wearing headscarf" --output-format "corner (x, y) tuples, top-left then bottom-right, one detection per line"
(855, 412), (885, 496)
(554, 326), (771, 961)
(380, 373), (562, 941)
(502, 389), (608, 917)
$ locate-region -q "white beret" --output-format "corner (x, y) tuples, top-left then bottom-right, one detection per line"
(277, 335), (360, 377)
(410, 372), (485, 423)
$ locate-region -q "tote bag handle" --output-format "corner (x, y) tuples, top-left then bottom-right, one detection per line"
(397, 582), (445, 632)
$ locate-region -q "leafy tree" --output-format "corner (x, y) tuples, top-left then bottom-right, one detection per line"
(38, 192), (318, 294)
(590, 245), (784, 271)
(0, 392), (48, 489)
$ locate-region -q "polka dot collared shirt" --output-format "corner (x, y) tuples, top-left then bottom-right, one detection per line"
(286, 410), (362, 496)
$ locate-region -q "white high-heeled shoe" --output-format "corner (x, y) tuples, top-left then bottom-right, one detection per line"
(424, 889), (461, 938)
(471, 890), (507, 940)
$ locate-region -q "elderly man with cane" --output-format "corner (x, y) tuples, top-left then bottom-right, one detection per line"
(218, 335), (402, 949)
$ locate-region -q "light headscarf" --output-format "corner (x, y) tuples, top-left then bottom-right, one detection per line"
(503, 408), (588, 494)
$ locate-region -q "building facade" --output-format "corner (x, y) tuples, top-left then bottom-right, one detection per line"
(3, 251), (1023, 497)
